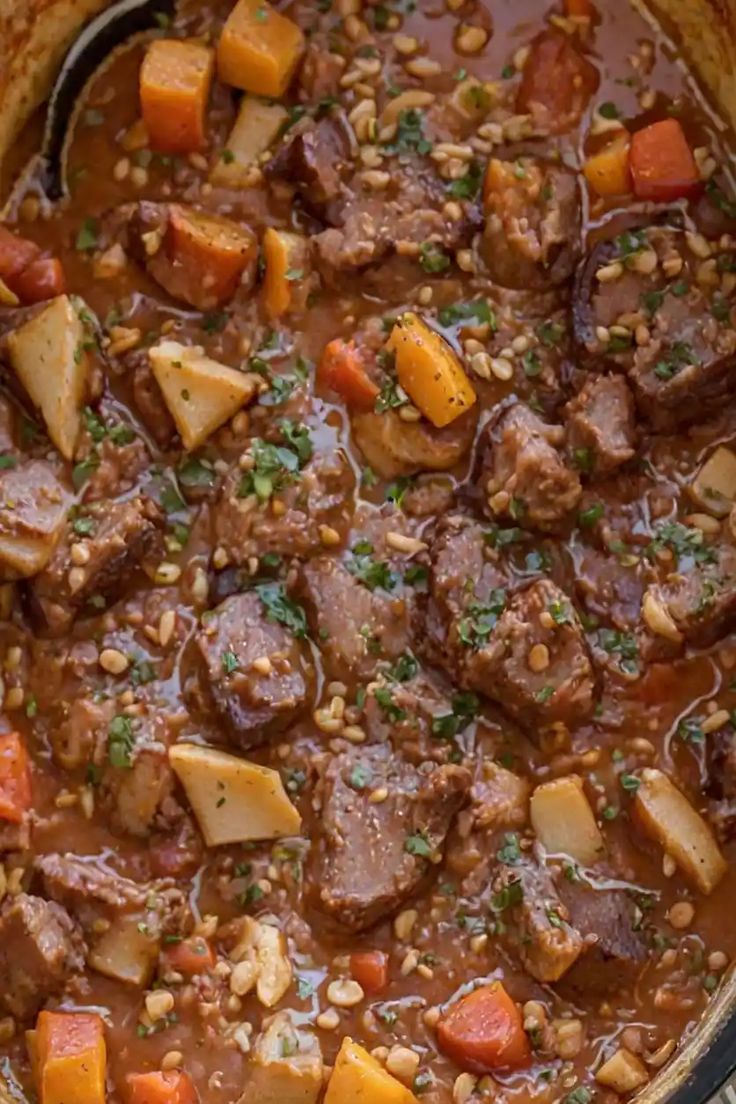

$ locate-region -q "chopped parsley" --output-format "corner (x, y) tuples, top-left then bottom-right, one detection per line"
(108, 714), (136, 768)
(431, 692), (479, 740)
(255, 583), (308, 638)
(418, 242), (451, 274)
(458, 590), (507, 649)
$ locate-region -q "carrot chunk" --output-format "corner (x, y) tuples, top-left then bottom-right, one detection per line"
(36, 1011), (106, 1104)
(565, 0), (594, 15)
(516, 31), (598, 135)
(140, 39), (214, 154)
(126, 1070), (198, 1104)
(0, 225), (40, 285)
(166, 205), (256, 305)
(630, 119), (702, 202)
(13, 258), (66, 303)
(262, 227), (310, 319)
(217, 0), (305, 98)
(387, 313), (476, 429)
(0, 731), (31, 823)
(436, 982), (531, 1073)
(317, 339), (380, 412)
(584, 135), (631, 197)
(350, 950), (389, 995)
(163, 935), (216, 976)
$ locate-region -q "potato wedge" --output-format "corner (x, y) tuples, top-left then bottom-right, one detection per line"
(237, 1012), (323, 1104)
(149, 340), (258, 451)
(0, 459), (68, 578)
(596, 1048), (649, 1094)
(530, 775), (605, 867)
(324, 1038), (418, 1104)
(88, 915), (159, 987)
(169, 743), (301, 846)
(689, 445), (736, 517)
(6, 295), (92, 459)
(210, 97), (288, 188)
(634, 768), (727, 894)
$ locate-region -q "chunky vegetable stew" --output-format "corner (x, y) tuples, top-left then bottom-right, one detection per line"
(0, 0), (736, 1101)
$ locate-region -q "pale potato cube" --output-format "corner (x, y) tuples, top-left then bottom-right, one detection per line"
(237, 1012), (323, 1104)
(88, 915), (159, 987)
(210, 97), (288, 188)
(596, 1048), (649, 1094)
(530, 775), (605, 867)
(0, 460), (68, 577)
(169, 743), (301, 846)
(256, 922), (292, 1008)
(689, 445), (736, 516)
(149, 340), (259, 451)
(634, 769), (727, 894)
(7, 295), (92, 459)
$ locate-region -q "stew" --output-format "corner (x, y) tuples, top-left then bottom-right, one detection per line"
(0, 0), (735, 1102)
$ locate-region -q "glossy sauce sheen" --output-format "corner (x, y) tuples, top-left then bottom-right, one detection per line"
(1, 0), (736, 1103)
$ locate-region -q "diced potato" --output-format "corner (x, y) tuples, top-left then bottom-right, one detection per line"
(256, 922), (293, 1007)
(262, 228), (310, 319)
(689, 445), (736, 517)
(530, 775), (605, 867)
(217, 0), (305, 98)
(237, 1012), (323, 1104)
(387, 312), (476, 429)
(7, 295), (92, 460)
(0, 460), (68, 578)
(210, 96), (288, 187)
(88, 915), (159, 987)
(634, 769), (727, 894)
(169, 743), (301, 846)
(596, 1048), (649, 1094)
(140, 39), (214, 154)
(0, 277), (19, 307)
(324, 1039), (418, 1104)
(35, 1011), (106, 1104)
(149, 340), (259, 451)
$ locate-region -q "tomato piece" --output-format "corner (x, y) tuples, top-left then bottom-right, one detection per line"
(162, 935), (216, 976)
(350, 950), (389, 995)
(13, 258), (66, 304)
(516, 31), (599, 135)
(126, 1070), (198, 1104)
(0, 225), (40, 285)
(436, 983), (531, 1073)
(0, 732), (31, 823)
(317, 339), (379, 412)
(630, 119), (702, 202)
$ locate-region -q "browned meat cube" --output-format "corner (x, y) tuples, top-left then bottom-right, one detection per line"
(574, 225), (736, 430)
(707, 722), (736, 842)
(190, 591), (312, 749)
(642, 544), (736, 650)
(310, 743), (471, 931)
(132, 358), (176, 448)
(350, 408), (477, 480)
(264, 111), (356, 210)
(0, 459), (68, 580)
(565, 375), (637, 474)
(558, 880), (647, 994)
(482, 159), (581, 290)
(493, 861), (585, 983)
(479, 403), (582, 532)
(0, 893), (84, 1020)
(516, 30), (598, 135)
(30, 495), (164, 635)
(101, 742), (174, 839)
(299, 556), (411, 681)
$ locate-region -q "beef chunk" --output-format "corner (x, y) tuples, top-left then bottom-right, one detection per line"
(707, 722), (736, 841)
(565, 375), (637, 474)
(132, 359), (176, 448)
(264, 111), (356, 210)
(298, 43), (344, 102)
(351, 408), (477, 480)
(558, 880), (647, 994)
(451, 764), (531, 894)
(574, 225), (736, 430)
(642, 544), (736, 649)
(31, 495), (164, 635)
(101, 742), (174, 838)
(516, 31), (599, 135)
(0, 893), (84, 1020)
(478, 403), (582, 532)
(482, 159), (581, 290)
(190, 591), (312, 749)
(311, 743), (471, 931)
(493, 861), (585, 983)
(299, 556), (411, 681)
(0, 459), (68, 580)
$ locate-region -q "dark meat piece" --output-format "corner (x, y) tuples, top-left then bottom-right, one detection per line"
(30, 495), (165, 636)
(565, 375), (637, 474)
(642, 544), (736, 649)
(478, 403), (582, 531)
(213, 445), (354, 564)
(558, 880), (647, 994)
(351, 408), (477, 480)
(575, 546), (645, 632)
(707, 723), (736, 842)
(450, 763), (531, 894)
(299, 557), (411, 681)
(36, 852), (149, 912)
(101, 741), (174, 838)
(298, 44), (345, 102)
(264, 111), (356, 210)
(574, 225), (736, 430)
(0, 893), (84, 1020)
(363, 671), (463, 765)
(132, 360), (176, 448)
(516, 31), (599, 135)
(482, 159), (581, 290)
(190, 591), (312, 749)
(0, 459), (68, 581)
(493, 861), (585, 983)
(311, 743), (471, 931)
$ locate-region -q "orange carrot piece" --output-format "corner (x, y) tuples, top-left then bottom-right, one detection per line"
(0, 225), (40, 284)
(163, 935), (216, 976)
(0, 731), (31, 823)
(584, 135), (631, 197)
(217, 0), (305, 99)
(350, 950), (389, 995)
(166, 205), (256, 305)
(126, 1070), (198, 1104)
(36, 1011), (106, 1104)
(140, 39), (214, 154)
(317, 339), (380, 412)
(565, 0), (594, 15)
(262, 227), (309, 319)
(630, 119), (702, 202)
(436, 983), (531, 1073)
(13, 258), (66, 304)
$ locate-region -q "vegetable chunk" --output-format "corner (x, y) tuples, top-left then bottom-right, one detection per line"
(387, 312), (476, 428)
(530, 775), (605, 867)
(149, 340), (259, 450)
(6, 295), (92, 460)
(166, 205), (256, 306)
(210, 96), (287, 187)
(140, 39), (214, 154)
(126, 1070), (198, 1104)
(262, 228), (310, 319)
(0, 731), (31, 823)
(217, 0), (305, 98)
(169, 743), (301, 845)
(238, 1012), (323, 1104)
(36, 1010), (106, 1104)
(436, 983), (531, 1073)
(689, 445), (736, 516)
(584, 135), (631, 196)
(630, 119), (702, 202)
(324, 1038), (418, 1104)
(318, 339), (379, 411)
(88, 915), (159, 987)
